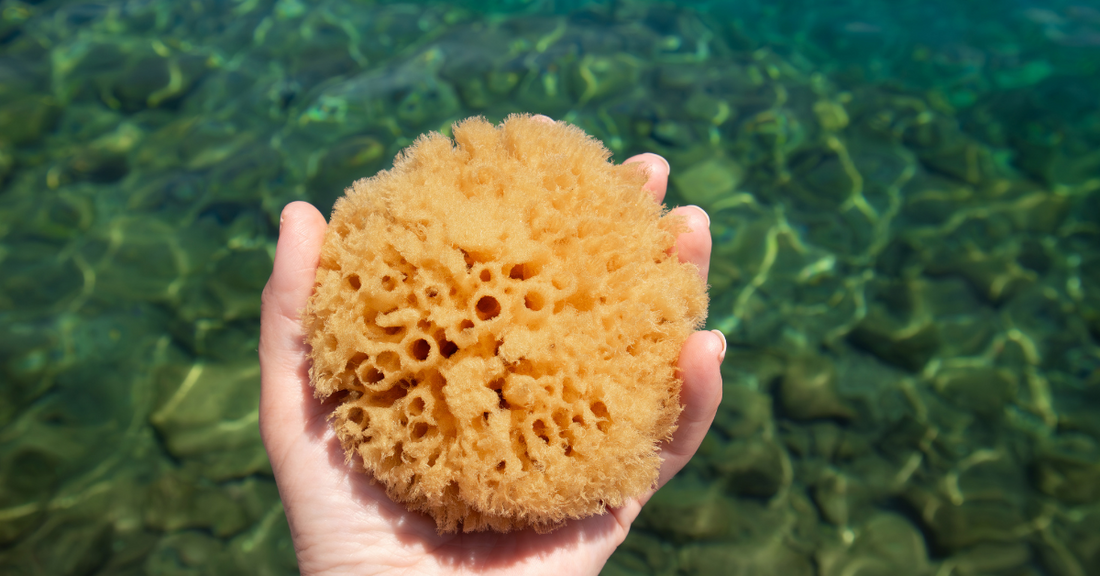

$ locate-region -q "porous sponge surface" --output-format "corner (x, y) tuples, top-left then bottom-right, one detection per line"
(304, 115), (708, 533)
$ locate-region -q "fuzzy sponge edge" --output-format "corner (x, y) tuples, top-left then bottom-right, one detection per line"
(303, 114), (708, 533)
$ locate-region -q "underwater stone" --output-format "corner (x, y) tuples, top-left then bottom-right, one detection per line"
(150, 360), (268, 480)
(934, 367), (1018, 418)
(934, 314), (997, 359)
(641, 481), (739, 541)
(1032, 434), (1100, 504)
(950, 543), (1032, 575)
(679, 538), (813, 576)
(306, 135), (388, 201)
(849, 312), (940, 373)
(778, 354), (855, 421)
(221, 504), (298, 576)
(1081, 255), (1100, 340)
(569, 53), (643, 105)
(925, 242), (1038, 304)
(216, 496), (297, 571)
(1, 240), (85, 308)
(906, 487), (1026, 552)
(114, 54), (208, 111)
(812, 100), (849, 132)
(0, 140), (12, 186)
(713, 379), (776, 440)
(714, 438), (789, 499)
(205, 247), (274, 321)
(31, 519), (113, 576)
(603, 531), (677, 576)
(395, 77), (460, 127)
(0, 449), (60, 545)
(797, 154), (859, 208)
(954, 453), (1029, 502)
(812, 470), (864, 527)
(514, 67), (574, 115)
(59, 148), (130, 186)
(656, 63), (704, 90)
(143, 472), (274, 538)
(61, 120), (143, 182)
(0, 94), (60, 145)
(650, 119), (696, 148)
(685, 91), (735, 126)
(143, 531), (226, 576)
(454, 77), (491, 109)
(1059, 508), (1100, 576)
(918, 140), (1005, 186)
(671, 155), (744, 208)
(92, 217), (192, 303)
(790, 421), (867, 462)
(819, 513), (931, 576)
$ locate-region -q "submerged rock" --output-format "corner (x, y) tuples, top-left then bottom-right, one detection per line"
(150, 360), (268, 480)
(779, 353), (855, 421)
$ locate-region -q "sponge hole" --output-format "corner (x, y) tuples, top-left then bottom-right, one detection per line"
(461, 249), (476, 269)
(348, 406), (368, 427)
(533, 420), (550, 444)
(345, 352), (368, 373)
(507, 262), (539, 280)
(591, 401), (611, 433)
(377, 351), (401, 372)
(458, 319), (474, 331)
(438, 338), (458, 358)
(347, 274), (361, 290)
(523, 292), (545, 311)
(410, 338), (431, 361)
(475, 296), (501, 320)
(489, 378), (509, 410)
(479, 269), (492, 282)
(562, 379), (580, 403)
(411, 422), (430, 440)
(381, 276), (396, 291)
(431, 329), (458, 359)
(359, 365), (384, 384)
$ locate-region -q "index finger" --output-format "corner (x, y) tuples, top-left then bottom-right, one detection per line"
(623, 152), (671, 203)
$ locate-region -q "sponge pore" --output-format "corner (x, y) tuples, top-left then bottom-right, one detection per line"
(303, 114), (708, 533)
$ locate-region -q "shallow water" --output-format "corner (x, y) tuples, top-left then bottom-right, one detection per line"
(0, 0), (1098, 574)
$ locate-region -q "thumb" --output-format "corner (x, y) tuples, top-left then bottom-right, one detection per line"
(259, 201), (328, 457)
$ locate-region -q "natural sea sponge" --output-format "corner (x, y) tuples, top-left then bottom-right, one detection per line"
(303, 114), (708, 533)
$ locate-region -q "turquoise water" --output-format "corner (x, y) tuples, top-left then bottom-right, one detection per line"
(1, 0), (1098, 574)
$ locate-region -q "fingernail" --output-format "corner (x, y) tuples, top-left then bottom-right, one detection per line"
(711, 330), (727, 363)
(655, 154), (670, 176)
(685, 205), (710, 228)
(532, 114), (554, 124)
(279, 212), (285, 230)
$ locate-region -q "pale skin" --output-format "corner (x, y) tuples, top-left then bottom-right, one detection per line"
(259, 138), (726, 575)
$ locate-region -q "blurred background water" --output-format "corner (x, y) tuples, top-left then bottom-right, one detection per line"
(1, 0), (1099, 574)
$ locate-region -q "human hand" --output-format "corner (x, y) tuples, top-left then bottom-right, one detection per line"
(258, 151), (725, 576)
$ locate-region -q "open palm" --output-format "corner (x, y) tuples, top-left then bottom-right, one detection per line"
(258, 152), (725, 576)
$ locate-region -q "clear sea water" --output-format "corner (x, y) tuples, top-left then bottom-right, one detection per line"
(1, 0), (1098, 574)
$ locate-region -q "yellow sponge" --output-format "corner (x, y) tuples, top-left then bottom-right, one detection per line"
(303, 115), (708, 533)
